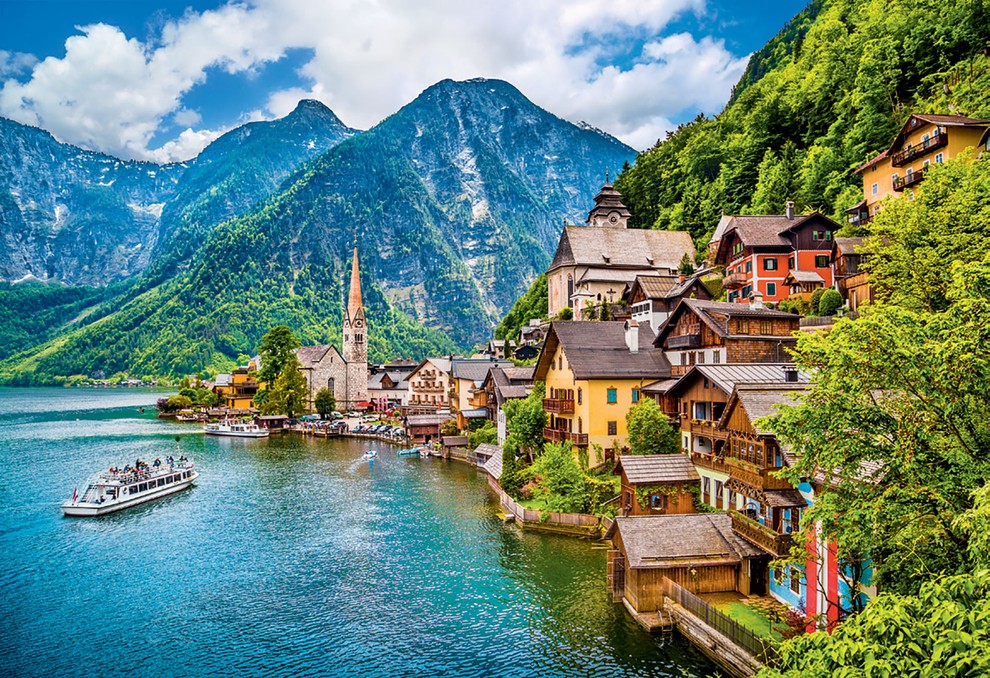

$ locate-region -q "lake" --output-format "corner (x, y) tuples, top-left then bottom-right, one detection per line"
(0, 388), (714, 677)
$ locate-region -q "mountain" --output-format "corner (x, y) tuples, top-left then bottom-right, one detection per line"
(0, 99), (357, 286)
(0, 78), (636, 382)
(613, 0), (990, 244)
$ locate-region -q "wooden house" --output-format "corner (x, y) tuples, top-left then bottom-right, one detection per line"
(606, 514), (768, 613)
(482, 365), (534, 445)
(405, 413), (451, 444)
(833, 237), (872, 311)
(710, 206), (842, 305)
(624, 273), (713, 332)
(654, 299), (799, 375)
(614, 454), (699, 516)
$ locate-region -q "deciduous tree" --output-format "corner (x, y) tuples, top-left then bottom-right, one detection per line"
(626, 398), (680, 455)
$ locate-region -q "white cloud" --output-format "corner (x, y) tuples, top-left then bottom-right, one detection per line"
(0, 50), (39, 78)
(0, 0), (749, 160)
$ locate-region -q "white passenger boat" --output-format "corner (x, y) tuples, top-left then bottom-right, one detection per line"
(62, 458), (198, 517)
(204, 420), (270, 438)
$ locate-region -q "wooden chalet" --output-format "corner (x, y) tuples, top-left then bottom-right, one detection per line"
(615, 454), (699, 516)
(654, 299), (799, 376)
(833, 237), (872, 311)
(624, 273), (713, 332)
(405, 413), (452, 444)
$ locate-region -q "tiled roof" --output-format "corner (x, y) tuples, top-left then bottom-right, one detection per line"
(577, 267), (655, 284)
(537, 321), (672, 381)
(720, 383), (808, 433)
(763, 490), (807, 508)
(666, 364), (811, 397)
(633, 275), (679, 299)
(617, 455), (700, 484)
(783, 270), (825, 284)
(834, 237), (865, 256)
(406, 413), (452, 426)
(550, 226), (695, 272)
(296, 344), (337, 367)
(656, 298), (798, 344)
(459, 408), (488, 419)
(442, 436), (469, 447)
(483, 445), (503, 479)
(614, 514), (763, 568)
(452, 358), (512, 382)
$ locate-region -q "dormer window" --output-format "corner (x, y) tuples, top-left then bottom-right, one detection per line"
(602, 254), (610, 263)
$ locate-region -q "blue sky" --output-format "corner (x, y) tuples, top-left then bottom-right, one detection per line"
(0, 0), (808, 161)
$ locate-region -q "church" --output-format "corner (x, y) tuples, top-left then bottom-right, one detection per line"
(296, 246), (369, 412)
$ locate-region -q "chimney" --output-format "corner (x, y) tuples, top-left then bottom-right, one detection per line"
(749, 292), (764, 310)
(783, 365), (799, 383)
(625, 319), (639, 353)
(678, 273), (687, 283)
(785, 201), (795, 220)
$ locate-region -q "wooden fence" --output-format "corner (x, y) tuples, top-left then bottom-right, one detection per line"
(487, 476), (601, 531)
(663, 577), (778, 664)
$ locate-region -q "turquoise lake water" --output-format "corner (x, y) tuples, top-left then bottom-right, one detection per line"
(0, 388), (715, 677)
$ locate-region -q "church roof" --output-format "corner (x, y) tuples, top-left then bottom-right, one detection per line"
(296, 344), (341, 367)
(549, 227), (695, 272)
(347, 246), (363, 321)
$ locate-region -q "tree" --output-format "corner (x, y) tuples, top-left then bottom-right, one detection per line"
(555, 307), (573, 321)
(818, 288), (843, 316)
(678, 253), (695, 276)
(257, 326), (300, 386)
(468, 420), (497, 449)
(767, 255), (990, 596)
(261, 356), (307, 418)
(166, 394), (193, 410)
(758, 570), (990, 678)
(625, 398), (680, 455)
(314, 387), (336, 418)
(503, 382), (547, 461)
(808, 288), (825, 316)
(528, 442), (587, 513)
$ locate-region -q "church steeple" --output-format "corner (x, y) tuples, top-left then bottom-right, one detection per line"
(343, 246), (366, 364)
(587, 175), (632, 229)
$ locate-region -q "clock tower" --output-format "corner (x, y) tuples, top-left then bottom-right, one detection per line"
(342, 245), (368, 408)
(586, 173), (632, 229)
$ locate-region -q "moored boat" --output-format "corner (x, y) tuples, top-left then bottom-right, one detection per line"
(204, 420), (270, 438)
(62, 457), (198, 517)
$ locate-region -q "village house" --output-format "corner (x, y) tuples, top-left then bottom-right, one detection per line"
(405, 412), (452, 445)
(519, 318), (548, 346)
(367, 360), (417, 410)
(832, 237), (872, 312)
(710, 205), (842, 305)
(606, 514), (768, 615)
(846, 113), (990, 226)
(614, 454), (700, 517)
(406, 357), (453, 409)
(448, 358), (513, 429)
(534, 320), (672, 466)
(547, 180), (696, 318)
(482, 365), (535, 445)
(213, 366), (260, 410)
(624, 273), (713, 332)
(654, 298), (799, 376)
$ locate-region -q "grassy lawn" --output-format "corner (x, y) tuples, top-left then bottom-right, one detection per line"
(518, 497), (547, 511)
(718, 601), (785, 641)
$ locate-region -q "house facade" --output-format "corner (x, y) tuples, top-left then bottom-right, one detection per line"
(534, 320), (672, 466)
(711, 207), (842, 305)
(482, 365), (534, 445)
(654, 299), (799, 376)
(625, 273), (713, 332)
(406, 357), (453, 408)
(615, 454), (700, 517)
(295, 344), (349, 411)
(833, 237), (872, 311)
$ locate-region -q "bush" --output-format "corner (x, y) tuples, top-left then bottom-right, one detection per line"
(809, 288), (825, 315)
(818, 288), (844, 316)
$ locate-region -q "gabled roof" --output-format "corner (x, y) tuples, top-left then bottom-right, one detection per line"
(296, 344), (342, 368)
(611, 514), (763, 568)
(534, 321), (671, 381)
(834, 237), (865, 256)
(485, 365), (535, 406)
(712, 213), (841, 262)
(483, 444), (504, 480)
(853, 113), (990, 174)
(782, 270), (825, 285)
(655, 298), (798, 346)
(408, 357), (453, 380)
(718, 383), (808, 433)
(549, 226), (695, 272)
(627, 273), (713, 303)
(451, 358), (512, 382)
(616, 455), (700, 485)
(664, 364), (811, 398)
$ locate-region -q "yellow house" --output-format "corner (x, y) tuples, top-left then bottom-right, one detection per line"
(847, 113), (990, 225)
(534, 320), (673, 467)
(214, 366), (261, 410)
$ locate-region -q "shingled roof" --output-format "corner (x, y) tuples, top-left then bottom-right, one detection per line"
(719, 383), (808, 433)
(664, 364), (811, 398)
(296, 344), (340, 367)
(549, 226), (695, 273)
(655, 298), (799, 346)
(534, 321), (672, 381)
(616, 455), (700, 485)
(612, 514), (763, 568)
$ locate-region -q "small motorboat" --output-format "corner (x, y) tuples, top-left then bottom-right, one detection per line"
(361, 450), (378, 460)
(397, 447), (421, 457)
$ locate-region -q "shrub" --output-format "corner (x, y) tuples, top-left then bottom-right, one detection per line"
(809, 288), (825, 315)
(818, 288), (844, 316)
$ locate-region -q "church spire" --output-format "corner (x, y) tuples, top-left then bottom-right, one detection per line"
(347, 245), (363, 321)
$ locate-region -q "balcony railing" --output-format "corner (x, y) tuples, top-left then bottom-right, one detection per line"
(890, 131), (948, 167)
(730, 511), (794, 557)
(543, 398), (575, 414)
(722, 272), (747, 289)
(688, 420), (728, 440)
(543, 427), (589, 446)
(893, 169), (926, 192)
(689, 453), (792, 490)
(668, 333), (703, 349)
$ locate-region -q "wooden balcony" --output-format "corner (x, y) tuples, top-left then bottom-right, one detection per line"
(689, 453), (792, 490)
(730, 511), (794, 557)
(892, 169), (926, 192)
(543, 398), (575, 414)
(688, 420), (728, 440)
(691, 451), (730, 474)
(543, 427), (589, 446)
(890, 131), (948, 167)
(722, 272), (748, 290)
(668, 333), (703, 349)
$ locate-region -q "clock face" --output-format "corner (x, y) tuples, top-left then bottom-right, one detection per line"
(609, 213), (618, 223)
(355, 320), (363, 328)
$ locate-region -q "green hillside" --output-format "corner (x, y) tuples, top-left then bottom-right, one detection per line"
(615, 0), (990, 245)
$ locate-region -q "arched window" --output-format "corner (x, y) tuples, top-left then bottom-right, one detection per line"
(567, 275), (574, 305)
(328, 377), (335, 392)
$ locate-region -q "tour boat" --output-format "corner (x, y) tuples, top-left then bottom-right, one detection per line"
(204, 420), (270, 438)
(62, 458), (198, 517)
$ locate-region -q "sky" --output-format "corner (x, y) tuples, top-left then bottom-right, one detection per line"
(0, 0), (809, 163)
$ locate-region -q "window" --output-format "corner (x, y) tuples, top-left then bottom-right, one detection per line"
(697, 352), (705, 365)
(745, 260), (752, 273)
(811, 230), (820, 241)
(577, 388), (582, 405)
(788, 256), (795, 269)
(741, 285), (752, 299)
(871, 182), (879, 196)
(815, 255), (830, 268)
(737, 319), (749, 333)
(733, 242), (744, 255)
(763, 258), (778, 271)
(631, 388), (640, 403)
(923, 159), (930, 168)
(790, 566), (802, 594)
(825, 230), (833, 240)
(607, 388), (617, 404)
(761, 320), (772, 335)
(713, 350), (721, 364)
(607, 421), (617, 436)
(935, 152), (944, 164)
(766, 282), (776, 297)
